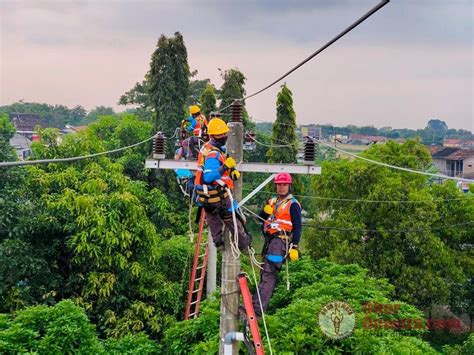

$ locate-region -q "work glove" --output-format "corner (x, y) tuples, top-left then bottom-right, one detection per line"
(230, 169), (240, 180)
(289, 245), (299, 261)
(224, 157), (237, 169)
(263, 204), (273, 215)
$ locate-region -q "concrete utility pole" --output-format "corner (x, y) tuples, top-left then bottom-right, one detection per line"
(206, 229), (216, 297)
(219, 101), (243, 354)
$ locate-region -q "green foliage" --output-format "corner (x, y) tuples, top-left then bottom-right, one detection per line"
(304, 140), (471, 312)
(0, 300), (102, 354)
(163, 259), (437, 353)
(442, 333), (474, 355)
(0, 300), (159, 354)
(0, 115), (191, 340)
(268, 83), (298, 164)
(148, 32), (190, 132)
(84, 106), (115, 124)
(199, 83), (217, 118)
(218, 68), (254, 129)
(103, 333), (159, 354)
(0, 102), (88, 127)
(187, 79), (211, 107)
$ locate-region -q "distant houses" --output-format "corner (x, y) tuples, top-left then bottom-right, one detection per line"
(8, 113), (87, 161)
(431, 147), (474, 179)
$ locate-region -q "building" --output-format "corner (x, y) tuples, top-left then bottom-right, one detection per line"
(443, 139), (463, 148)
(9, 133), (32, 160)
(348, 134), (387, 145)
(299, 124), (322, 139)
(431, 147), (474, 178)
(9, 113), (46, 133)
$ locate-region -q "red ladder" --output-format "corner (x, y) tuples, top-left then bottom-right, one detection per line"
(184, 211), (208, 320)
(238, 273), (265, 355)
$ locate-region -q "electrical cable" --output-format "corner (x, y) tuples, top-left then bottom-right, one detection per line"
(220, 0), (390, 112)
(0, 134), (157, 168)
(316, 139), (474, 183)
(241, 205), (474, 233)
(241, 187), (473, 204)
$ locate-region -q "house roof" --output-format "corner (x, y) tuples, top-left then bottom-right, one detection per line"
(9, 133), (32, 150)
(349, 134), (387, 142)
(432, 147), (474, 161)
(10, 113), (46, 131)
(443, 139), (462, 145)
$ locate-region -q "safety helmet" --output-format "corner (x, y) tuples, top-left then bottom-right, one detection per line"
(189, 105), (200, 115)
(207, 118), (229, 135)
(274, 172), (292, 184)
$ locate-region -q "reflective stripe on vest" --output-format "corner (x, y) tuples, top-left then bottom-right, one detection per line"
(194, 142), (234, 190)
(264, 195), (299, 234)
(193, 114), (208, 137)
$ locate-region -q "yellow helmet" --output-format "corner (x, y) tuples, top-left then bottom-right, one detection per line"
(207, 118), (229, 135)
(189, 105), (200, 115)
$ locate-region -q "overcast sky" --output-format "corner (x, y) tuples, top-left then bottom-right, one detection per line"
(1, 0), (472, 130)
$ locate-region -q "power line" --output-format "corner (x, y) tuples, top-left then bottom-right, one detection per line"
(241, 206), (474, 233)
(241, 188), (473, 204)
(316, 139), (474, 183)
(220, 0), (390, 112)
(0, 134), (156, 168)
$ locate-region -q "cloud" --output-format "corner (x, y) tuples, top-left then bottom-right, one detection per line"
(1, 0), (472, 130)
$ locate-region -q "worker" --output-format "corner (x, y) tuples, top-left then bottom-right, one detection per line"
(194, 117), (250, 250)
(185, 105), (208, 138)
(252, 173), (302, 317)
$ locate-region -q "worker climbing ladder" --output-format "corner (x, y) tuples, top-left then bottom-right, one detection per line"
(184, 211), (208, 320)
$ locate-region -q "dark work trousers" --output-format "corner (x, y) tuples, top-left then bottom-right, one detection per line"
(252, 236), (288, 316)
(204, 196), (250, 251)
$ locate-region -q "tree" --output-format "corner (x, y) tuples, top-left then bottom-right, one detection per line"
(187, 79), (210, 107)
(69, 105), (87, 125)
(0, 300), (159, 354)
(426, 119), (448, 134)
(304, 140), (469, 311)
(148, 32), (190, 132)
(84, 106), (115, 124)
(162, 259), (437, 353)
(267, 84), (298, 164)
(199, 83), (217, 118)
(218, 68), (253, 129)
(0, 115), (192, 339)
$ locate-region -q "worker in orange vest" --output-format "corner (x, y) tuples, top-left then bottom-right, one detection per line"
(252, 173), (302, 317)
(194, 117), (250, 250)
(182, 105), (208, 138)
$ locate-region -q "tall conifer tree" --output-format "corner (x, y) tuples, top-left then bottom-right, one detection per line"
(148, 32), (190, 132)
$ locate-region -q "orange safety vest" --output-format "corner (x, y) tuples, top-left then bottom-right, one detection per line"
(193, 114), (208, 137)
(264, 195), (300, 235)
(194, 142), (234, 190)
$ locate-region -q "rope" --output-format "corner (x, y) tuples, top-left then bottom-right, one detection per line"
(249, 252), (274, 355)
(226, 188), (242, 259)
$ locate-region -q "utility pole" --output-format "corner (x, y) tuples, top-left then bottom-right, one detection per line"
(206, 229), (216, 297)
(219, 101), (243, 354)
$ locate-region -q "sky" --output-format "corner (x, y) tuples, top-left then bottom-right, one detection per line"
(0, 0), (472, 131)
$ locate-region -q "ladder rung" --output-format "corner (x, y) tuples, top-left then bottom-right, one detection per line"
(195, 276), (203, 281)
(199, 253), (207, 258)
(192, 288), (201, 293)
(188, 312), (197, 317)
(190, 300), (199, 305)
(196, 265), (204, 270)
